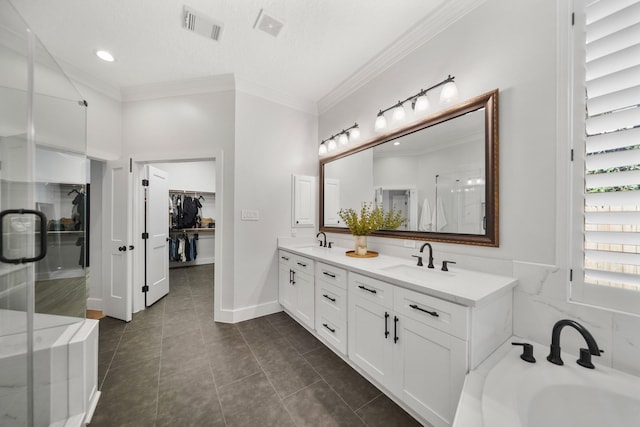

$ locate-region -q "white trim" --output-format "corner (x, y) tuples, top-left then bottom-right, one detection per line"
(121, 74), (235, 102)
(317, 0), (487, 114)
(235, 75), (317, 115)
(221, 300), (283, 323)
(54, 57), (122, 102)
(86, 297), (103, 311)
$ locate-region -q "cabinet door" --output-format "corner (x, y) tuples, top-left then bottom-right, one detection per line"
(278, 261), (295, 312)
(394, 315), (467, 427)
(348, 294), (394, 388)
(292, 174), (316, 227)
(293, 270), (315, 329)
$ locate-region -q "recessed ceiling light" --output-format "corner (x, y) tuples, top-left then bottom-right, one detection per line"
(394, 142), (401, 146)
(96, 50), (115, 62)
(254, 9), (284, 37)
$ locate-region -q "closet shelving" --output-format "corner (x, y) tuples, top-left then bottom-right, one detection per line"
(169, 189), (215, 232)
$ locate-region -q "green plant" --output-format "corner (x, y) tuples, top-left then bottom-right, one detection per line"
(338, 202), (407, 236)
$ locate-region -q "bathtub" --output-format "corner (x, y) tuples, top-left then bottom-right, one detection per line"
(0, 309), (100, 427)
(453, 337), (640, 427)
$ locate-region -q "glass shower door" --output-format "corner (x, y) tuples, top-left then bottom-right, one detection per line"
(0, 1), (88, 425)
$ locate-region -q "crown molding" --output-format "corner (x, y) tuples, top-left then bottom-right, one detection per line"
(54, 57), (123, 102)
(235, 75), (318, 116)
(317, 0), (486, 114)
(121, 74), (235, 102)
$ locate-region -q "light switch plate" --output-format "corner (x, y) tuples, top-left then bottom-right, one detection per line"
(241, 209), (259, 221)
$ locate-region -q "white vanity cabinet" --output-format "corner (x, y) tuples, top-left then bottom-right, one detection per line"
(278, 250), (315, 329)
(348, 272), (468, 427)
(315, 262), (348, 355)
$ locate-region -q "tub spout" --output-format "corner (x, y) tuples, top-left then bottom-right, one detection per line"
(547, 319), (602, 369)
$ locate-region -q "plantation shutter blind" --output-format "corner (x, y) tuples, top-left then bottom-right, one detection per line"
(582, 0), (640, 292)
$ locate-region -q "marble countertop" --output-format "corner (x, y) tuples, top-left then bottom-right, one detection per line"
(278, 239), (517, 307)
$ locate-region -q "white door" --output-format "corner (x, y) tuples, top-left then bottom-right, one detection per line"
(103, 159), (132, 321)
(145, 165), (169, 306)
(323, 178), (341, 226)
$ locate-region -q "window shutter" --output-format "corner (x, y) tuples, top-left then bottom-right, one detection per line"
(582, 0), (640, 292)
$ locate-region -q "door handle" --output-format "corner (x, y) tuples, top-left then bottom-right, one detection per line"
(129, 245), (135, 250)
(118, 246), (127, 252)
(0, 209), (48, 264)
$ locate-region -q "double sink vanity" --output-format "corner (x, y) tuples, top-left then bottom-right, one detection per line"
(278, 239), (517, 427)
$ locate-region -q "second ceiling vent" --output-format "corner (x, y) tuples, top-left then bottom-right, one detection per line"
(183, 5), (223, 41)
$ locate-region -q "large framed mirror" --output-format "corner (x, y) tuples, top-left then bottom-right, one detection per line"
(319, 89), (499, 246)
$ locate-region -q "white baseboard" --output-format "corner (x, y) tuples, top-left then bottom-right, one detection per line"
(169, 256), (214, 268)
(86, 298), (103, 311)
(219, 300), (282, 323)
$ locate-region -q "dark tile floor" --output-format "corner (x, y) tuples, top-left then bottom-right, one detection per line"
(91, 264), (424, 426)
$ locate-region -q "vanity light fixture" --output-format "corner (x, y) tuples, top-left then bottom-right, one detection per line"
(374, 75), (457, 132)
(318, 123), (360, 156)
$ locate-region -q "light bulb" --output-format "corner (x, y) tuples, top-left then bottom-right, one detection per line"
(327, 138), (337, 152)
(338, 133), (349, 146)
(440, 81), (459, 104)
(392, 104), (406, 122)
(96, 50), (115, 62)
(374, 114), (387, 132)
(413, 94), (429, 114)
(318, 143), (327, 156)
(350, 126), (360, 140)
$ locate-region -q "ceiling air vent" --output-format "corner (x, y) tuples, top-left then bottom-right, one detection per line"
(254, 9), (284, 38)
(183, 5), (223, 41)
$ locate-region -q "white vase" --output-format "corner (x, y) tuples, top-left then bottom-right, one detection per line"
(354, 235), (367, 255)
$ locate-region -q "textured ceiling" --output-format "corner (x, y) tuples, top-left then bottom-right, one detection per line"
(10, 0), (466, 106)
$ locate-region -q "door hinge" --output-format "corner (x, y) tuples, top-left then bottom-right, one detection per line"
(142, 285), (149, 292)
(569, 269), (573, 281)
(571, 12), (575, 26)
(571, 149), (574, 161)
(129, 158), (132, 173)
(142, 179), (149, 187)
(142, 232), (149, 239)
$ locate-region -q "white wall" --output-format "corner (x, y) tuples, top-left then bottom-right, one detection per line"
(151, 160), (215, 193)
(318, 0), (640, 377)
(121, 84), (236, 317)
(234, 91), (317, 318)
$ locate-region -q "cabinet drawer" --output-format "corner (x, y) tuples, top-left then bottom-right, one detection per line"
(316, 262), (347, 289)
(317, 314), (347, 355)
(292, 254), (314, 275)
(278, 250), (293, 266)
(394, 287), (468, 340)
(349, 272), (393, 309)
(316, 281), (347, 323)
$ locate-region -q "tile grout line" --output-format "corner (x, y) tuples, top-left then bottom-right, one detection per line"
(239, 323), (302, 426)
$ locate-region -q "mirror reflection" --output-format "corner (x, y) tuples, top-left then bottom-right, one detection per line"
(320, 90), (498, 246)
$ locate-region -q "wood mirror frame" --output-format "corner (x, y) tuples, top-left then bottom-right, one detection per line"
(319, 89), (499, 247)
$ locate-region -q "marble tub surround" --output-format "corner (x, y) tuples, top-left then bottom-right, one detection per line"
(454, 337), (640, 427)
(278, 239), (518, 307)
(512, 260), (640, 377)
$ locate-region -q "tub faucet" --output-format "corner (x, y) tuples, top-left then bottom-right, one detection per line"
(547, 319), (603, 369)
(418, 242), (434, 269)
(316, 231), (327, 247)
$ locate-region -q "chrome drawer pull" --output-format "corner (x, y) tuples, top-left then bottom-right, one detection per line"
(409, 304), (439, 317)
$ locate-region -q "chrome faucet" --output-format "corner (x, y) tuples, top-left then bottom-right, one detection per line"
(413, 242), (434, 268)
(547, 319), (603, 369)
(316, 231), (327, 247)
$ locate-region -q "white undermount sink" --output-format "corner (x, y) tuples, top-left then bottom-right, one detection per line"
(380, 263), (455, 282)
